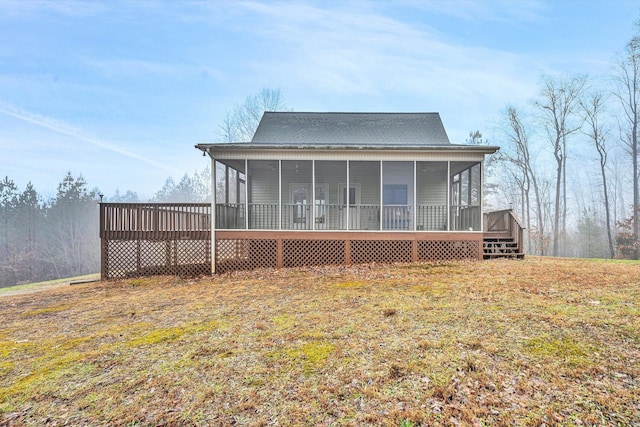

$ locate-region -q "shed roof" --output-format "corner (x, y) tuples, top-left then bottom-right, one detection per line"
(251, 112), (451, 145)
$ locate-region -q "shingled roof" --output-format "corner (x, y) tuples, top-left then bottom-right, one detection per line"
(251, 112), (451, 145)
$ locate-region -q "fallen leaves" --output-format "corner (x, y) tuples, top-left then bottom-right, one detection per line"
(1, 257), (639, 425)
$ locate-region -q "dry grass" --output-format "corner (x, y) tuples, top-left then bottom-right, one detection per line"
(1, 257), (639, 426)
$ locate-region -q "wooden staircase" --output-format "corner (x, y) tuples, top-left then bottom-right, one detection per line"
(483, 210), (525, 259)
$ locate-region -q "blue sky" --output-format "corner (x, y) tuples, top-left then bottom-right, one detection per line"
(0, 0), (638, 199)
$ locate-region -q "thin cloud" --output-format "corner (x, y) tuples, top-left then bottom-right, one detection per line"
(0, 101), (181, 175)
(395, 0), (547, 23)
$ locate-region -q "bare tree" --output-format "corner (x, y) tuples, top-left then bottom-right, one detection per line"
(535, 74), (587, 256)
(580, 92), (615, 258)
(612, 32), (640, 259)
(218, 88), (287, 142)
(499, 106), (547, 254)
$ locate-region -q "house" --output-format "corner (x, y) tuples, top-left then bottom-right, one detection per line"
(99, 112), (523, 279)
(196, 111), (525, 273)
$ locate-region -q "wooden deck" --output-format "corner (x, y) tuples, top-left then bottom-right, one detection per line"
(99, 203), (524, 278)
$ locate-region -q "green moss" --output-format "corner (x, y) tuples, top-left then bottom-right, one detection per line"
(126, 277), (161, 288)
(126, 326), (186, 347)
(0, 348), (87, 401)
(21, 305), (70, 317)
(0, 360), (15, 380)
(285, 341), (335, 372)
(272, 313), (295, 330)
(524, 334), (593, 367)
(332, 281), (368, 289)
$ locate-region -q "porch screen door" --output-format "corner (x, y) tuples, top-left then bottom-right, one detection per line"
(341, 185), (360, 229)
(291, 184), (310, 229)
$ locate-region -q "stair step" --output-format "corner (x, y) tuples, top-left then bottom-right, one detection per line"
(483, 252), (525, 259)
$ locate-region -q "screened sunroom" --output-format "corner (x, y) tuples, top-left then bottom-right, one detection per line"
(213, 159), (483, 233)
(196, 112), (499, 273)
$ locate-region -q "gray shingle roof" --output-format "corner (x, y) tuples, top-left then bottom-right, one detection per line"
(251, 112), (451, 145)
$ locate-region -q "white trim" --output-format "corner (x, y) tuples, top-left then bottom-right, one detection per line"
(446, 161), (450, 231)
(346, 160), (350, 230)
(413, 160), (417, 231)
(210, 156), (216, 274)
(379, 161), (383, 231)
(278, 160), (282, 230)
(312, 160), (316, 228)
(244, 159), (249, 230)
(480, 160), (485, 232)
(209, 149), (489, 162)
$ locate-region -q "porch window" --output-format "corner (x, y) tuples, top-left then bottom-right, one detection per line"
(450, 161), (482, 231)
(215, 160), (246, 229)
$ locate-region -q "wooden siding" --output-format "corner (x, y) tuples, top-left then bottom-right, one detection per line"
(416, 162), (447, 206)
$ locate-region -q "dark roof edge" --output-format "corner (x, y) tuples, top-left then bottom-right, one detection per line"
(195, 143), (499, 153)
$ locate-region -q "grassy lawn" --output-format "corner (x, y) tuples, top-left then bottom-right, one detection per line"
(1, 257), (639, 426)
(0, 274), (100, 295)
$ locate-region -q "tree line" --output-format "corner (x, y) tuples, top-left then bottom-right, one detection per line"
(486, 22), (640, 259)
(0, 168), (213, 288)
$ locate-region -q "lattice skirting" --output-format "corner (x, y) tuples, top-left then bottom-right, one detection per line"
(103, 239), (210, 279)
(283, 239), (345, 267)
(215, 237), (480, 273)
(103, 236), (480, 278)
(418, 240), (479, 261)
(216, 239), (277, 273)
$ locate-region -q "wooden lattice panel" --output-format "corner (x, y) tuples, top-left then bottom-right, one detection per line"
(105, 240), (137, 279)
(104, 239), (210, 279)
(283, 239), (345, 268)
(418, 240), (479, 261)
(216, 239), (277, 273)
(172, 240), (210, 276)
(175, 240), (209, 265)
(351, 240), (413, 264)
(139, 240), (168, 268)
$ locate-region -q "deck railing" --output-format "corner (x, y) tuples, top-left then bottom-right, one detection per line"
(484, 209), (525, 244)
(416, 205), (447, 230)
(216, 203), (245, 229)
(101, 203), (210, 238)
(451, 205), (482, 231)
(100, 203), (211, 279)
(214, 203), (477, 231)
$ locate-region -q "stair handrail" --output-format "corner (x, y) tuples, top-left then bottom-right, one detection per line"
(484, 209), (526, 255)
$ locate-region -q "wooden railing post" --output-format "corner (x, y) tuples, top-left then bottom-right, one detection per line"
(99, 203), (106, 280)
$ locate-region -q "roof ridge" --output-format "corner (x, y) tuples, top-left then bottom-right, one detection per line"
(263, 111), (440, 115)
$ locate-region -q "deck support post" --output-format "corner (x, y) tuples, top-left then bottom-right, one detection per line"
(277, 239), (283, 268)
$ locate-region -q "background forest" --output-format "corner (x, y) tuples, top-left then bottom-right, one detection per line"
(2, 23), (640, 288)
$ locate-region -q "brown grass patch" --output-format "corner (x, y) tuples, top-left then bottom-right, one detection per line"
(1, 257), (640, 426)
